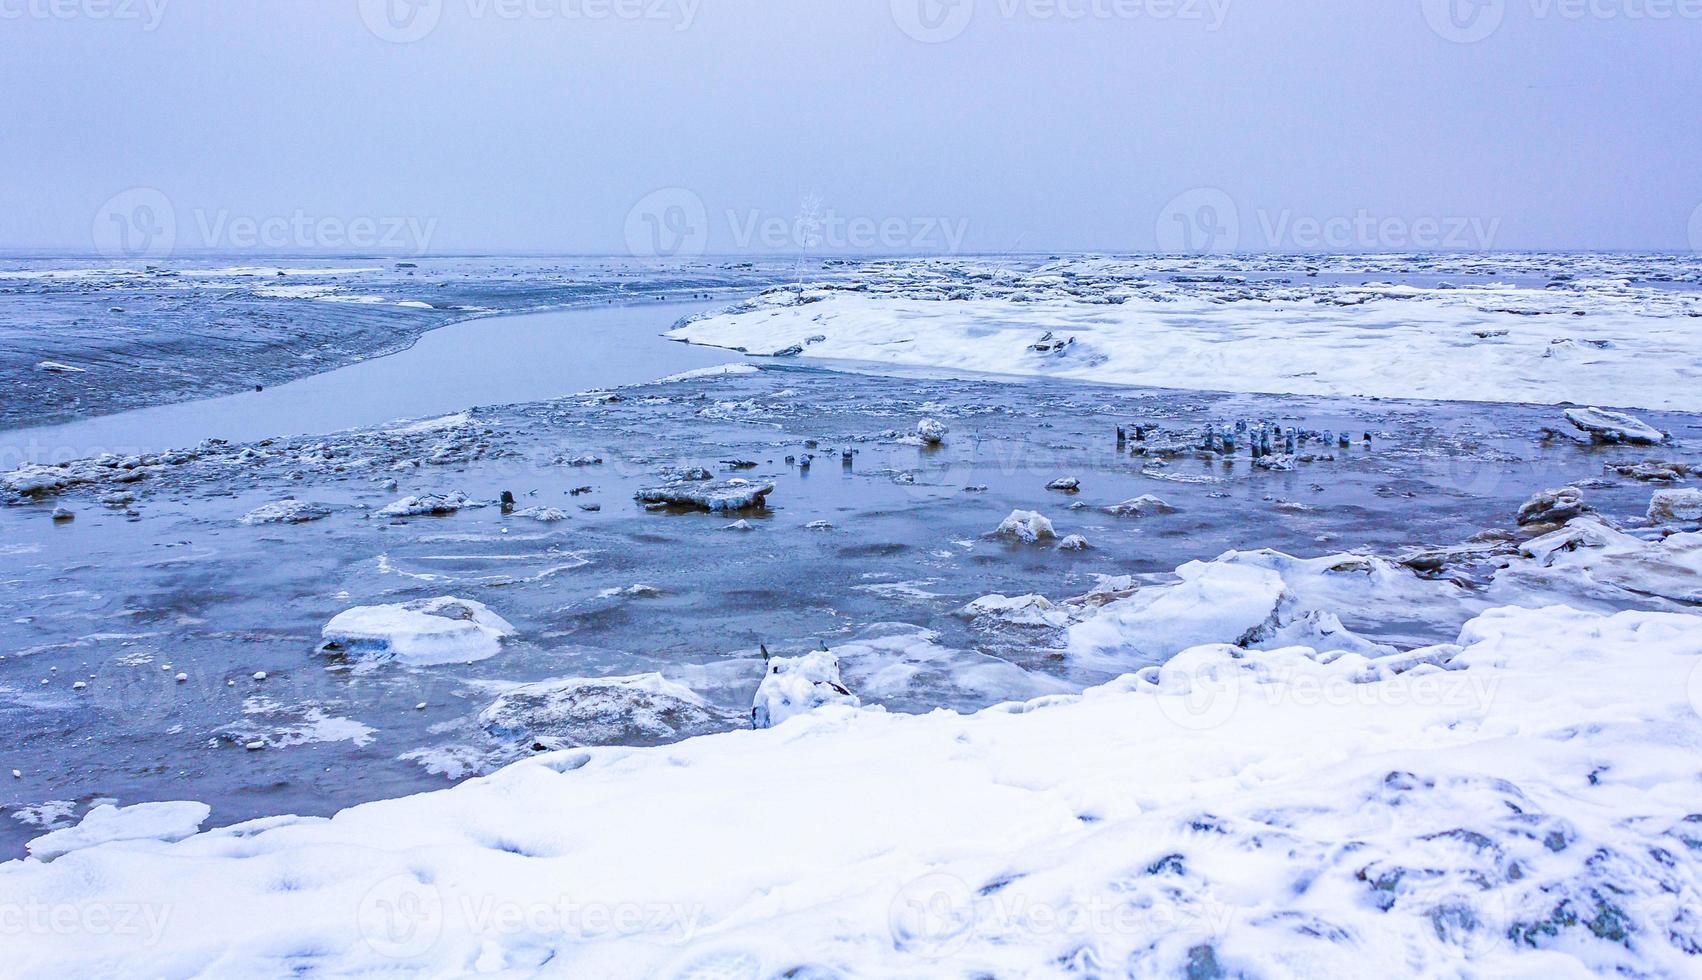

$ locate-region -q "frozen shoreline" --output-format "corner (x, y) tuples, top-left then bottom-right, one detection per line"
(668, 255), (1702, 411)
(5, 593), (1700, 976)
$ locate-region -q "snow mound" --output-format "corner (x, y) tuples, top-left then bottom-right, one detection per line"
(753, 649), (859, 728)
(321, 596), (516, 665)
(26, 802), (209, 863)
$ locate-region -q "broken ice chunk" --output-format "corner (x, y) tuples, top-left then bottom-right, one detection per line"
(1648, 489), (1702, 524)
(320, 596), (516, 666)
(241, 499), (331, 525)
(481, 673), (734, 749)
(376, 491), (477, 518)
(1515, 486), (1589, 527)
(1564, 407), (1667, 446)
(1102, 495), (1175, 517)
(634, 479), (774, 513)
(917, 418), (948, 445)
(752, 649), (859, 728)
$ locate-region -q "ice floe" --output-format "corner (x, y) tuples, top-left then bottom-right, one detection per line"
(320, 596), (516, 666)
(240, 499), (331, 525)
(634, 479), (774, 513)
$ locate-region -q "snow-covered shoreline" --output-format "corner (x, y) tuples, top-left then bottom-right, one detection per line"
(7, 497), (1702, 975)
(4, 597), (1699, 976)
(668, 257), (1702, 411)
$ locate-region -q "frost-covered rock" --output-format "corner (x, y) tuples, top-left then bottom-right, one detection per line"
(1564, 406), (1667, 445)
(1102, 495), (1175, 517)
(50, 506), (74, 522)
(240, 499), (331, 525)
(1648, 488), (1702, 524)
(917, 418), (948, 445)
(1515, 486), (1589, 527)
(26, 802), (209, 863)
(480, 674), (733, 749)
(320, 596), (516, 665)
(1058, 533), (1091, 551)
(635, 479), (774, 513)
(992, 509), (1055, 543)
(753, 649), (859, 728)
(1045, 476), (1081, 493)
(375, 490), (476, 518)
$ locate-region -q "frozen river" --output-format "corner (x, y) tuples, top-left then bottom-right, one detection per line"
(1, 300), (743, 465)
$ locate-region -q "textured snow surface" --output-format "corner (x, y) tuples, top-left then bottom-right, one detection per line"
(5, 601), (1701, 976)
(669, 259), (1702, 410)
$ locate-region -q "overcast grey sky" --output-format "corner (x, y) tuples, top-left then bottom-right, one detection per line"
(2, 0), (1699, 255)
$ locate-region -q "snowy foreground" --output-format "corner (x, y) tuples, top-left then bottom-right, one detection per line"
(669, 256), (1702, 411)
(6, 550), (1702, 975)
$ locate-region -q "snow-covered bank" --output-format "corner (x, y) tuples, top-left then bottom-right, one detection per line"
(5, 598), (1700, 976)
(668, 258), (1702, 410)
